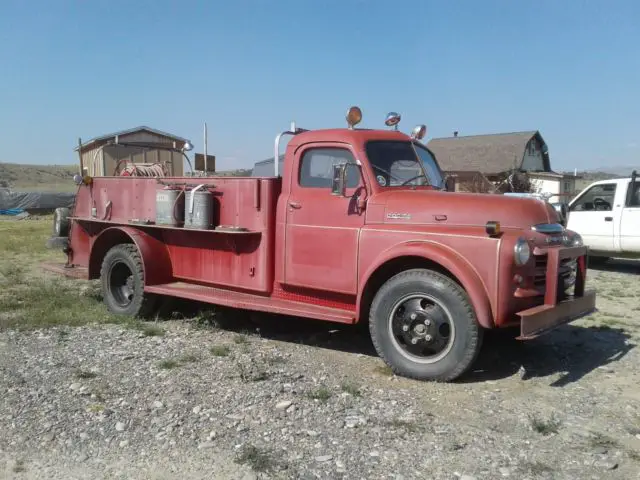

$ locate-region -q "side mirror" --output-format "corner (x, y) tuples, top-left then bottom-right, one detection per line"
(331, 163), (348, 196)
(444, 175), (455, 192)
(442, 173), (456, 192)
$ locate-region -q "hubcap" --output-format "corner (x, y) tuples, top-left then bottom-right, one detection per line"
(387, 294), (455, 364)
(109, 262), (135, 307)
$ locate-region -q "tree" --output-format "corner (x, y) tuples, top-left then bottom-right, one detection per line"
(493, 170), (537, 194)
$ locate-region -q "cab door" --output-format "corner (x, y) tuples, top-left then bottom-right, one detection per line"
(620, 180), (640, 253)
(567, 182), (618, 253)
(284, 143), (365, 294)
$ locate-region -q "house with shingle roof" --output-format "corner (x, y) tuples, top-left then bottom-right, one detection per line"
(426, 131), (578, 202)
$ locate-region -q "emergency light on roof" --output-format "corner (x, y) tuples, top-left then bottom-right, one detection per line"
(411, 125), (427, 140)
(346, 106), (362, 129)
(385, 112), (401, 130)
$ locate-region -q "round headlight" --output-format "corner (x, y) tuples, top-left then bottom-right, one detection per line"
(571, 232), (583, 247)
(514, 237), (531, 266)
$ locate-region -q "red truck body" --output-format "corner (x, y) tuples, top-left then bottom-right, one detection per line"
(44, 113), (596, 381)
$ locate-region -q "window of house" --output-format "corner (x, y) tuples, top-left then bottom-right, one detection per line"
(564, 181), (570, 192)
(570, 183), (616, 212)
(299, 148), (360, 189)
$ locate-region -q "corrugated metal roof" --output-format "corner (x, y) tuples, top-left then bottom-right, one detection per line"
(75, 126), (188, 151)
(426, 131), (549, 174)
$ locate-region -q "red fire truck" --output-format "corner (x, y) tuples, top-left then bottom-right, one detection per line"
(44, 107), (596, 382)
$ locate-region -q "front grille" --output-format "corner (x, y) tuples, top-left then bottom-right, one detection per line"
(533, 252), (575, 290)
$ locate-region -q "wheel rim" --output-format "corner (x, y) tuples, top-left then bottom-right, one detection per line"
(108, 262), (135, 307)
(387, 293), (456, 364)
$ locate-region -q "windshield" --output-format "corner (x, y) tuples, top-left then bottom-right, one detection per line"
(365, 140), (433, 187)
(413, 143), (444, 188)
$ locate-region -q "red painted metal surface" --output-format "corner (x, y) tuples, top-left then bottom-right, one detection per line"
(516, 291), (597, 339)
(55, 126), (594, 333)
(145, 282), (355, 323)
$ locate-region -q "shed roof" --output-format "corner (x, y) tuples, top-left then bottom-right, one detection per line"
(75, 126), (188, 152)
(426, 131), (549, 175)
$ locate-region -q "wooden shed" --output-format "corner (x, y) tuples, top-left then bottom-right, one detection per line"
(75, 126), (191, 177)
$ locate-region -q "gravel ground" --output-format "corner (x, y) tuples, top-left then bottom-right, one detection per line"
(1, 260), (640, 480)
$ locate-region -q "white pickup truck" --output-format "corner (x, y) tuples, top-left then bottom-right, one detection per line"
(565, 172), (640, 261)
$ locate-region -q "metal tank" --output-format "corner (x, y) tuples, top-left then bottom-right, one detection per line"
(184, 184), (212, 229)
(156, 187), (184, 226)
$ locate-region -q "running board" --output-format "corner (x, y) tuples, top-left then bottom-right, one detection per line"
(145, 282), (356, 324)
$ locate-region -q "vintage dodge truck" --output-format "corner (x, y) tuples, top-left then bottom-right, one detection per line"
(44, 107), (596, 382)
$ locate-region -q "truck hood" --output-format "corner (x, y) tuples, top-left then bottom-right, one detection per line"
(369, 190), (558, 229)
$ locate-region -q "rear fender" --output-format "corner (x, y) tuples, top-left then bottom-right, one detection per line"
(88, 227), (173, 285)
(358, 240), (494, 329)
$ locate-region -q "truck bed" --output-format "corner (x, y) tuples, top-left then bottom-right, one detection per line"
(69, 175), (282, 294)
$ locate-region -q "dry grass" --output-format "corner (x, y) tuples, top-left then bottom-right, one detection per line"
(0, 216), (132, 331)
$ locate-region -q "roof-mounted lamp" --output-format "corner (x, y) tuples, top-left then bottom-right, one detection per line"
(346, 106), (362, 129)
(182, 140), (194, 152)
(385, 112), (401, 130)
(411, 124), (427, 140)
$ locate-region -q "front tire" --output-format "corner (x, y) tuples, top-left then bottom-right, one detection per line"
(369, 269), (483, 382)
(100, 244), (157, 318)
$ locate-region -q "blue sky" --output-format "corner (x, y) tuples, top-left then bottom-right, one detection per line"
(0, 0), (638, 172)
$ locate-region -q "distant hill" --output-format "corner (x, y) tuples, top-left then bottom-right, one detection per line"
(561, 170), (619, 181)
(587, 165), (638, 177)
(0, 162), (78, 192)
(561, 166), (638, 180)
(0, 162), (255, 192)
(214, 169), (252, 177)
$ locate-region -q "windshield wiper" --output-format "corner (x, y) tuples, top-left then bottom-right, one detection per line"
(400, 173), (430, 186)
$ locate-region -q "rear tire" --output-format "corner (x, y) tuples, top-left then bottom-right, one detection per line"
(100, 244), (158, 318)
(369, 269), (483, 382)
(53, 207), (70, 237)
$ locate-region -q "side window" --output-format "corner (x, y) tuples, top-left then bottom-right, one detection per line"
(299, 148), (360, 189)
(625, 181), (640, 207)
(570, 183), (616, 212)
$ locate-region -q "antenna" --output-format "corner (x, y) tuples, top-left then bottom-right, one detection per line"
(203, 122), (208, 175)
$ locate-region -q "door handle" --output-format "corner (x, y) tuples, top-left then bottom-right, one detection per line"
(289, 201), (301, 209)
(604, 217), (613, 221)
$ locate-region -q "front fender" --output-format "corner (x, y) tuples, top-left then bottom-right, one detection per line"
(358, 240), (494, 329)
(88, 226), (173, 285)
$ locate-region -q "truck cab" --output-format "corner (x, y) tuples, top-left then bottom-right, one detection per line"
(44, 106), (596, 383)
(566, 172), (640, 261)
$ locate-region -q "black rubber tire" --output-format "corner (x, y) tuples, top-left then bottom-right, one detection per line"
(588, 256), (610, 267)
(100, 244), (158, 318)
(53, 207), (70, 237)
(369, 268), (483, 382)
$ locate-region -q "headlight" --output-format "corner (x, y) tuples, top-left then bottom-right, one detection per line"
(571, 232), (583, 247)
(514, 237), (531, 266)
